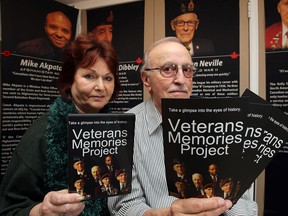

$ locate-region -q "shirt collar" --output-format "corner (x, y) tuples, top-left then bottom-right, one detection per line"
(145, 98), (162, 135)
(282, 23), (288, 38)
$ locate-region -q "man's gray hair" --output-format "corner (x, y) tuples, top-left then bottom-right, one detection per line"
(140, 37), (183, 73)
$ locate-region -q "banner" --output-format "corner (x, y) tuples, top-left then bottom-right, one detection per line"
(0, 0), (79, 182)
(87, 1), (144, 113)
(264, 0), (288, 214)
(165, 0), (240, 98)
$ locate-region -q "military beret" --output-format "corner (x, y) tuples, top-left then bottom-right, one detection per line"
(101, 172), (111, 180)
(170, 0), (198, 20)
(115, 168), (127, 177)
(172, 158), (184, 166)
(73, 156), (83, 163)
(88, 8), (114, 32)
(74, 177), (84, 183)
(219, 178), (233, 188)
(204, 183), (214, 189)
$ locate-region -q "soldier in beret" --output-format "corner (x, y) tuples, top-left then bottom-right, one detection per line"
(169, 0), (215, 56)
(73, 178), (91, 199)
(202, 183), (216, 198)
(218, 177), (234, 200)
(266, 0), (288, 50)
(115, 168), (131, 194)
(100, 172), (118, 197)
(72, 157), (89, 179)
(169, 180), (191, 199)
(70, 157), (90, 193)
(88, 8), (114, 43)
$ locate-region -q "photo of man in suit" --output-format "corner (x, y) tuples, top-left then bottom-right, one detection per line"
(15, 10), (72, 61)
(265, 0), (288, 50)
(188, 172), (205, 198)
(204, 163), (222, 195)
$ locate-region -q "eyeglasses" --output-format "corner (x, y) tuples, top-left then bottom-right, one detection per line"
(145, 64), (197, 78)
(174, 20), (199, 27)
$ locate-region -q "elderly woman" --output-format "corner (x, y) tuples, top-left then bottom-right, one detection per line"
(0, 33), (120, 216)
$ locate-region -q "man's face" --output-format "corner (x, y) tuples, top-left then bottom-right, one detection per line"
(208, 164), (218, 176)
(143, 41), (193, 113)
(278, 0), (288, 28)
(192, 174), (203, 187)
(175, 182), (185, 191)
(45, 12), (72, 48)
(116, 172), (127, 184)
(221, 181), (232, 193)
(73, 160), (84, 172)
(92, 24), (113, 43)
(74, 179), (84, 190)
(105, 156), (112, 166)
(102, 177), (110, 186)
(171, 13), (199, 45)
(91, 166), (101, 179)
(204, 187), (214, 196)
(173, 164), (185, 175)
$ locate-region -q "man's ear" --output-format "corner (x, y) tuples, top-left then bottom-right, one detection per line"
(195, 21), (199, 30)
(141, 71), (150, 88)
(170, 20), (176, 31)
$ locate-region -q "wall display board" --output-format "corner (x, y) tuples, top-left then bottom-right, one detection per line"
(264, 0), (288, 215)
(165, 0), (240, 98)
(87, 1), (144, 113)
(0, 0), (79, 182)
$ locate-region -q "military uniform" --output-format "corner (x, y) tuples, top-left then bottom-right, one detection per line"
(265, 22), (287, 50)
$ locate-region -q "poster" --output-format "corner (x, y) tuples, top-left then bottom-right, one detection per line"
(165, 0), (240, 98)
(87, 1), (144, 113)
(0, 0), (79, 182)
(264, 0), (288, 215)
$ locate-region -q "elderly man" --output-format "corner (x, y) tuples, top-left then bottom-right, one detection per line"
(108, 36), (258, 215)
(169, 0), (214, 56)
(88, 8), (114, 43)
(266, 0), (288, 50)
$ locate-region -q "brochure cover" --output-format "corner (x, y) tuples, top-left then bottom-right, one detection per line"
(162, 92), (288, 204)
(234, 89), (288, 201)
(67, 113), (135, 200)
(162, 97), (247, 203)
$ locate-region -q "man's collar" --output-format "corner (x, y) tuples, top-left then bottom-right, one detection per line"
(145, 98), (162, 135)
(282, 23), (288, 37)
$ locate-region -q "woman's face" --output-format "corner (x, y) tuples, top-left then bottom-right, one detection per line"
(71, 59), (115, 113)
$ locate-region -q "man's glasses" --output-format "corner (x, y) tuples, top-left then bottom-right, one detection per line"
(145, 64), (197, 78)
(174, 20), (199, 27)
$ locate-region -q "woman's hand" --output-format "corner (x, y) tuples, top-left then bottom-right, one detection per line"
(29, 189), (85, 216)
